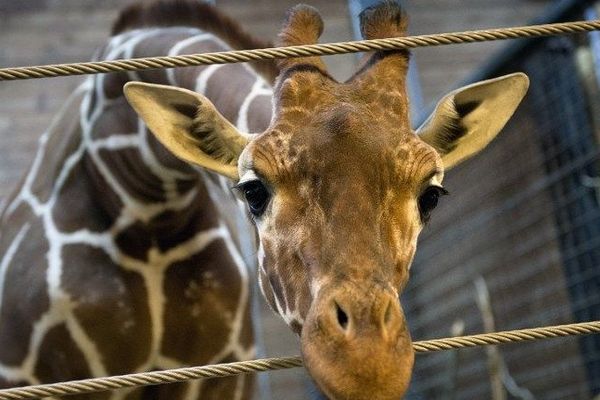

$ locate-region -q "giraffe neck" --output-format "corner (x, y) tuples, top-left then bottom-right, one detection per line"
(0, 24), (272, 393)
(81, 27), (273, 257)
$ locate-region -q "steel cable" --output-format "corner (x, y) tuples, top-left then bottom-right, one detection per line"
(1, 20), (600, 81)
(0, 320), (598, 399)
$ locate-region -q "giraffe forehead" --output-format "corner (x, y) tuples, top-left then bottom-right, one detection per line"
(392, 138), (444, 181)
(247, 125), (440, 192)
(246, 77), (438, 185)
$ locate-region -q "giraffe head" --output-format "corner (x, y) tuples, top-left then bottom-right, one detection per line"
(124, 3), (528, 398)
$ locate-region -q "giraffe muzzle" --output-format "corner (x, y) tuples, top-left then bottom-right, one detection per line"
(301, 285), (414, 400)
(330, 291), (401, 340)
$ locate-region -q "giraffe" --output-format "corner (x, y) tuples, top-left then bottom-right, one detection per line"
(0, 1), (278, 399)
(124, 2), (530, 399)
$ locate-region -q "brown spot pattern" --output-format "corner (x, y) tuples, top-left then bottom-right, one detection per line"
(112, 0), (278, 83)
(103, 72), (130, 101)
(247, 95), (272, 133)
(90, 98), (138, 141)
(31, 111), (83, 204)
(62, 244), (152, 375)
(0, 377), (28, 390)
(115, 184), (219, 260)
(34, 324), (94, 391)
(132, 34), (195, 85)
(200, 355), (253, 399)
(0, 217), (49, 365)
(98, 148), (166, 203)
(237, 290), (255, 350)
(114, 220), (153, 262)
(52, 157), (114, 233)
(146, 127), (196, 174)
(170, 40), (229, 91)
(161, 240), (243, 364)
(134, 381), (189, 400)
(205, 64), (255, 124)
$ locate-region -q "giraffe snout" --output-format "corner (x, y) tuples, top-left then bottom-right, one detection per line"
(300, 285), (414, 400)
(327, 289), (403, 342)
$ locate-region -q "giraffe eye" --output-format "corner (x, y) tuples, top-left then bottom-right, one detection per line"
(418, 186), (448, 222)
(238, 180), (270, 217)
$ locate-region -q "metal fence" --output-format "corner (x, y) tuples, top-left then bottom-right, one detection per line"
(405, 1), (600, 399)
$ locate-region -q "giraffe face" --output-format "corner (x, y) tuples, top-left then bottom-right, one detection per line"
(236, 69), (442, 398)
(237, 72), (447, 324)
(125, 3), (529, 399)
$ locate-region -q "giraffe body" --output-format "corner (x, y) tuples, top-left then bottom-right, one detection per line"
(0, 3), (275, 398)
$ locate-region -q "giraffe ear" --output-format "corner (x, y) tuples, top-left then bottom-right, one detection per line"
(416, 73), (529, 170)
(124, 81), (250, 180)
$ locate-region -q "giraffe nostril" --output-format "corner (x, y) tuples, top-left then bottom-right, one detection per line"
(335, 302), (349, 330)
(384, 300), (393, 326)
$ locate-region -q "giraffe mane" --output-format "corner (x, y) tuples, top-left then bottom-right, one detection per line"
(112, 0), (279, 83)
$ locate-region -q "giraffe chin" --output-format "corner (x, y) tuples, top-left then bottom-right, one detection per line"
(300, 291), (415, 400)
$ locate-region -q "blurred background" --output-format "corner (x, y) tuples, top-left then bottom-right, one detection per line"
(1, 0), (599, 399)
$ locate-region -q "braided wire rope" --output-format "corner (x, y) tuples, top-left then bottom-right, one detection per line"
(1, 19), (600, 81)
(0, 320), (598, 399)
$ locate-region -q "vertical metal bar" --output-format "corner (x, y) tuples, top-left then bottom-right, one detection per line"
(584, 5), (600, 86)
(347, 0), (425, 124)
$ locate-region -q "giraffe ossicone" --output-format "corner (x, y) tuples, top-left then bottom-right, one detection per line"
(125, 2), (529, 399)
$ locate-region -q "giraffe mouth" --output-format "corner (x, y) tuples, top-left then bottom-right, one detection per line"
(299, 285), (414, 400)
